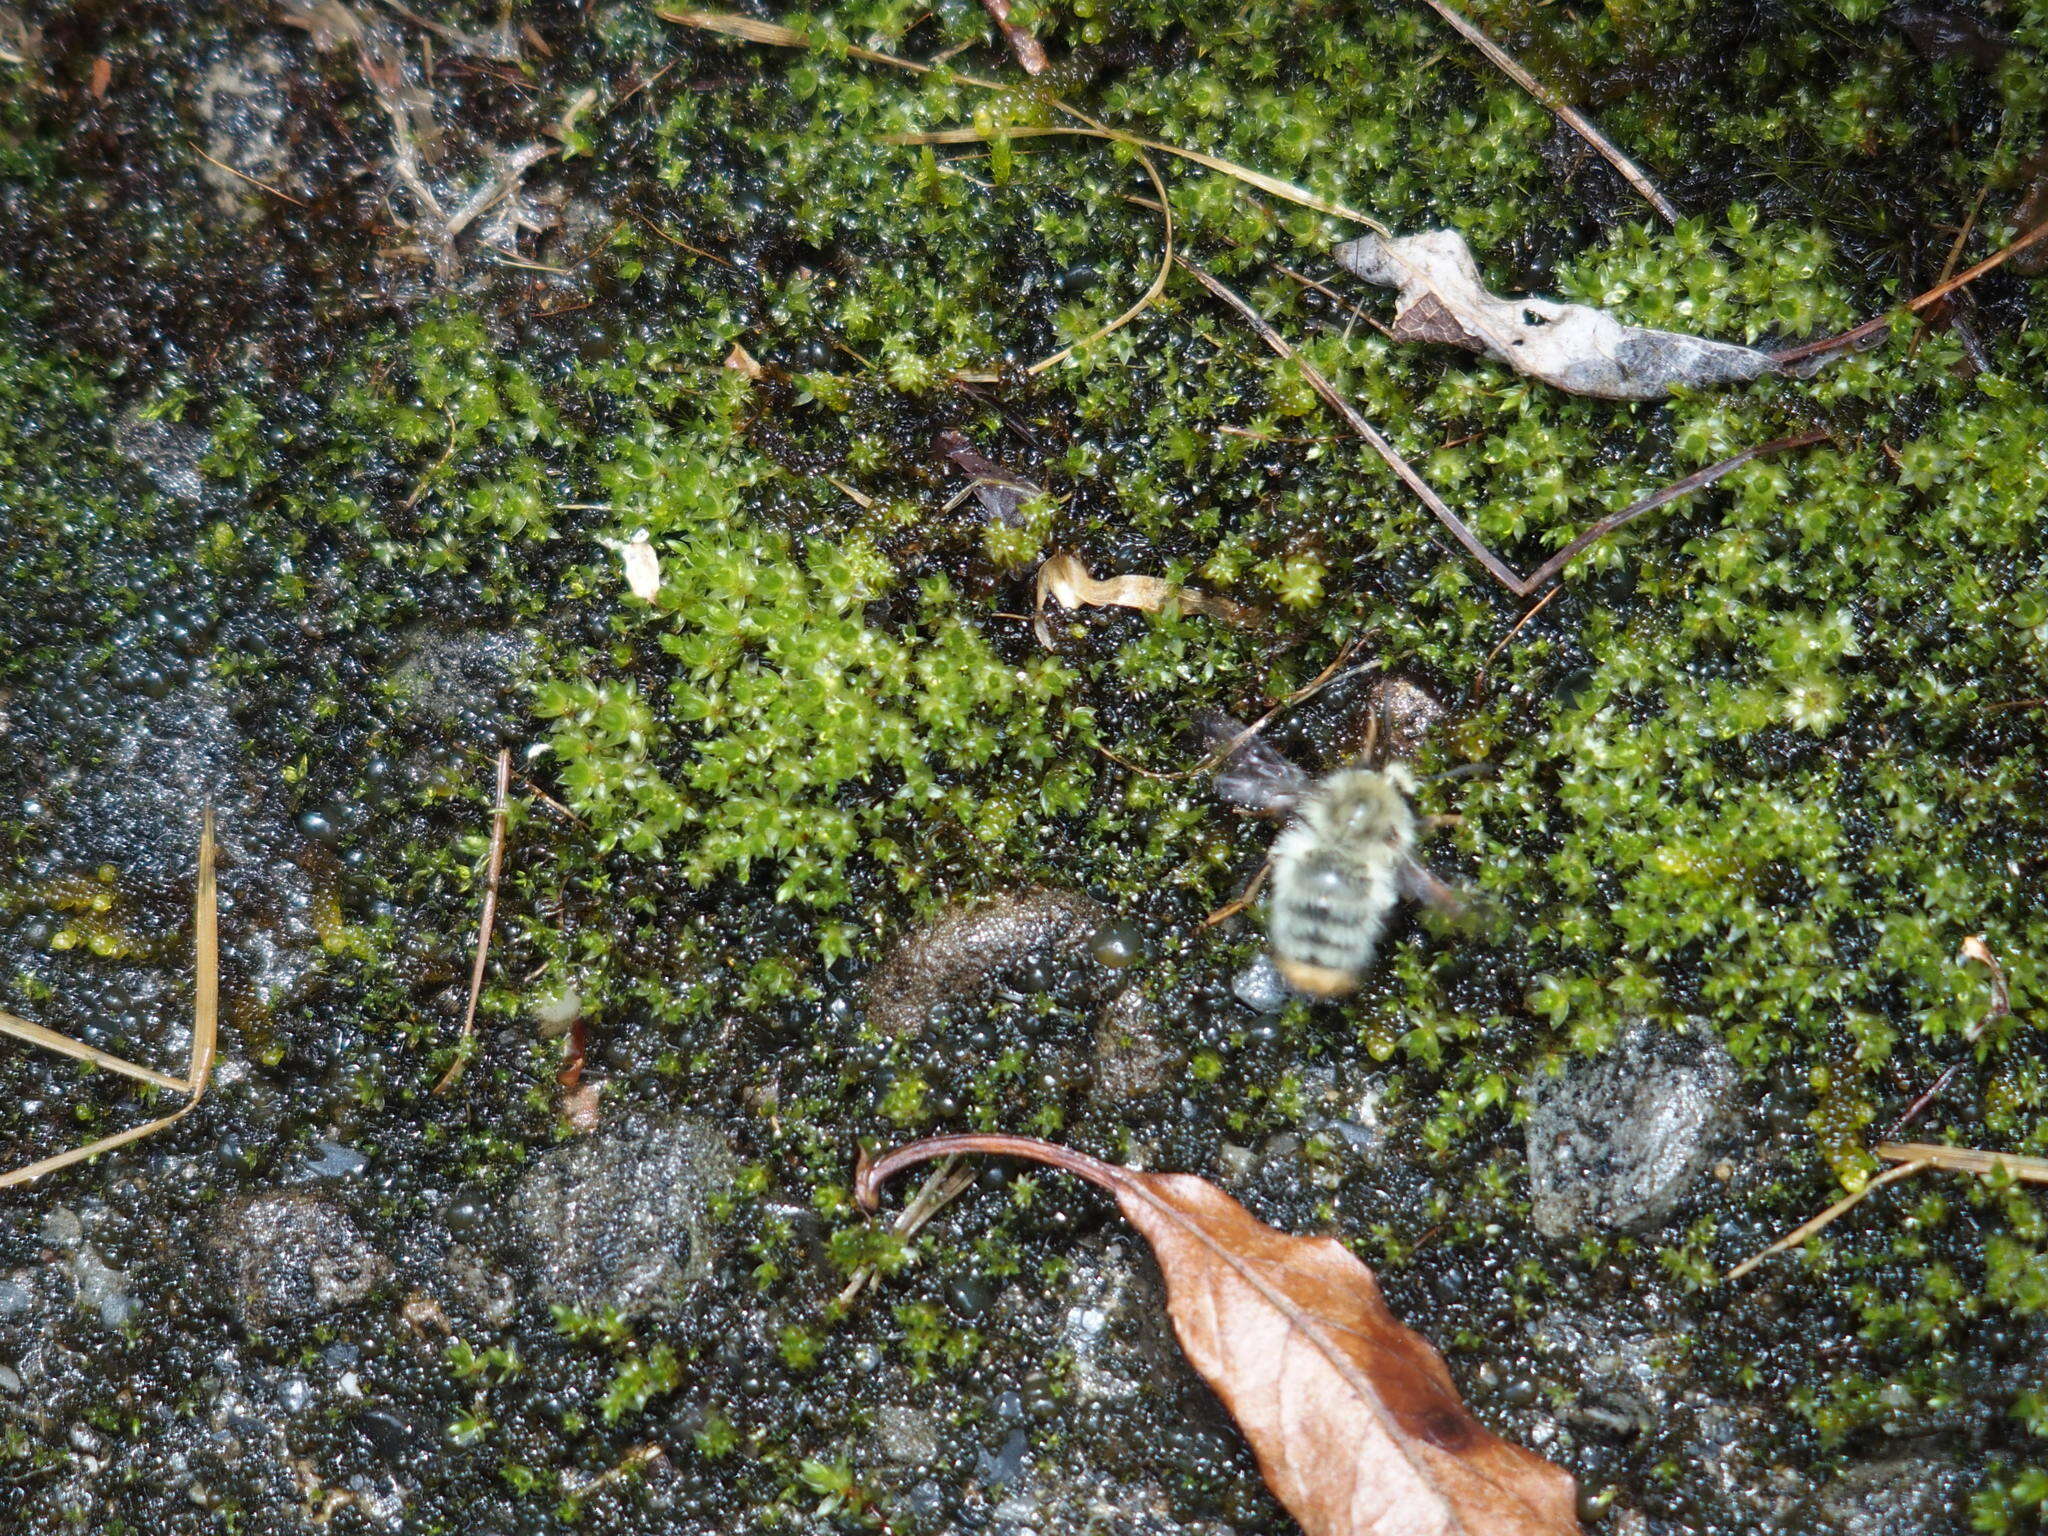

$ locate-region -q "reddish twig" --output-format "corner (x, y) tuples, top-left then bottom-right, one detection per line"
(1882, 935), (2013, 1138)
(1775, 213), (2048, 368)
(978, 0), (1047, 73)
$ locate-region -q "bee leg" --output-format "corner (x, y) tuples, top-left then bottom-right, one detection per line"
(1421, 812), (1464, 833)
(1202, 856), (1273, 928)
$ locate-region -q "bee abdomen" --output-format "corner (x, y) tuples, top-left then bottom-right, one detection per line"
(1269, 845), (1396, 997)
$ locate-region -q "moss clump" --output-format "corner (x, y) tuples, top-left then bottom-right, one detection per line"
(537, 528), (1080, 910)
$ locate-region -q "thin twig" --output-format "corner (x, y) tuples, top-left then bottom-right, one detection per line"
(1473, 583), (1565, 694)
(1882, 934), (2013, 1138)
(1513, 428), (1833, 594)
(1774, 212), (2048, 368)
(0, 809), (218, 1188)
(1723, 1157), (1929, 1282)
(434, 750), (512, 1095)
(1201, 857), (1271, 928)
(1417, 0), (1679, 226)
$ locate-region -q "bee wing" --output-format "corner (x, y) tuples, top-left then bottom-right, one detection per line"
(1399, 856), (1468, 917)
(1202, 712), (1311, 816)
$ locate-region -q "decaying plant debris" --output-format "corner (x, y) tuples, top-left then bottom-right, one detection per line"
(1033, 553), (1260, 647)
(2, 0), (2046, 1530)
(860, 1133), (1583, 1536)
(1334, 228), (1792, 399)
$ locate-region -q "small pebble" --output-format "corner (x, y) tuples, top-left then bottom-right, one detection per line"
(1232, 955), (1290, 1013)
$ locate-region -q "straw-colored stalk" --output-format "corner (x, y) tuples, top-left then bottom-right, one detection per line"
(0, 808), (218, 1188)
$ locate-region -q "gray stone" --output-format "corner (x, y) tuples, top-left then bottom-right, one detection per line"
(212, 1192), (391, 1325)
(1803, 1451), (1972, 1535)
(1089, 988), (1179, 1102)
(1524, 1021), (1738, 1238)
(874, 1403), (942, 1465)
(511, 1114), (735, 1318)
(1231, 954), (1290, 1013)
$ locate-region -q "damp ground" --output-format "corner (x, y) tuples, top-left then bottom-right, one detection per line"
(0, 1), (2044, 1532)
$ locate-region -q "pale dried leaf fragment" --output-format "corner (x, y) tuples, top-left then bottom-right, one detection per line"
(1034, 553), (1259, 647)
(600, 530), (662, 603)
(859, 1133), (1582, 1536)
(724, 343), (766, 380)
(1334, 229), (1785, 400)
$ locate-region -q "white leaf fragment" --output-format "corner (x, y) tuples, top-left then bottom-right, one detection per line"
(600, 529), (662, 603)
(1334, 228), (1785, 400)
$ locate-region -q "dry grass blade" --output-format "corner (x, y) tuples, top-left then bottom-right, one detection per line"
(1417, 0), (1678, 225)
(434, 750), (513, 1095)
(0, 1010), (189, 1093)
(946, 128), (1175, 381)
(658, 9), (1005, 86)
(1722, 1156), (1929, 1282)
(663, 12), (1396, 235)
(1877, 1142), (2048, 1184)
(836, 1153), (975, 1308)
(891, 123), (1392, 238)
(0, 808), (218, 1190)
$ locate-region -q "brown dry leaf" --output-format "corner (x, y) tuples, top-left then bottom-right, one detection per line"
(858, 1133), (1581, 1536)
(724, 342), (766, 380)
(1335, 229), (1791, 400)
(1034, 553), (1260, 647)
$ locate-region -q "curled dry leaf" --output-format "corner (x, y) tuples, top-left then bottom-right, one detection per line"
(600, 530), (662, 602)
(858, 1133), (1581, 1536)
(1034, 553), (1260, 647)
(1335, 229), (1795, 400)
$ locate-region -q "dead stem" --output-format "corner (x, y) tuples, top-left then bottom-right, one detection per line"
(1876, 1142), (2048, 1184)
(1472, 584), (1565, 695)
(1175, 253), (1525, 592)
(1775, 212), (2048, 368)
(434, 750), (513, 1095)
(1417, 0), (1679, 225)
(192, 144), (310, 207)
(1881, 936), (2014, 1137)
